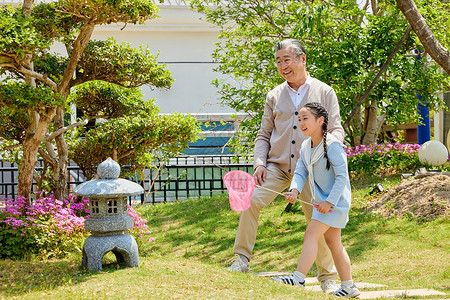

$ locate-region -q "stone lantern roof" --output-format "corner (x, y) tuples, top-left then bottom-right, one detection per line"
(74, 157), (143, 198)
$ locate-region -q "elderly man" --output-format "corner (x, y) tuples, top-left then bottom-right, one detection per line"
(227, 38), (345, 294)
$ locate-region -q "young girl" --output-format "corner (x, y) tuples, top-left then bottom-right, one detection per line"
(271, 102), (360, 298)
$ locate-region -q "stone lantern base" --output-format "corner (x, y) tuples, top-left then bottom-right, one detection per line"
(81, 233), (139, 271)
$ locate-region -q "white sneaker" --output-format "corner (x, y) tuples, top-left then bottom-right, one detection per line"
(226, 255), (250, 273)
(332, 284), (361, 298)
(271, 274), (305, 287)
(320, 279), (338, 294)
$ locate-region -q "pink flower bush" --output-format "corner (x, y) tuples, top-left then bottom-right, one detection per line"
(0, 194), (89, 232)
(127, 205), (152, 238)
(0, 194), (153, 259)
(344, 143), (423, 174)
(344, 142), (421, 158)
(0, 194), (90, 259)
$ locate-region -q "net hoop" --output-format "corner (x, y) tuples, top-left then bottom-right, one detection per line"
(223, 170), (256, 211)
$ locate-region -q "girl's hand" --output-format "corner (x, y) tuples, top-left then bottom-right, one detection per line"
(317, 201), (333, 214)
(283, 190), (299, 204)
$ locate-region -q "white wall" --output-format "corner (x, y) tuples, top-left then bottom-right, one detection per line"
(90, 4), (233, 115)
(3, 0), (232, 115)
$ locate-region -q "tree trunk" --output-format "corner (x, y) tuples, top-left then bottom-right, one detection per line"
(17, 109), (56, 199)
(17, 0), (40, 200)
(50, 24), (95, 199)
(375, 113), (387, 140)
(371, 0), (378, 15)
(18, 140), (39, 200)
(21, 0), (34, 16)
(58, 24), (95, 92)
(52, 106), (69, 200)
(352, 106), (363, 147)
(362, 100), (379, 145)
(396, 0), (450, 74)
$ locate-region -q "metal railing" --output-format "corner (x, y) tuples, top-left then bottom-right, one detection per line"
(0, 156), (253, 204)
(143, 155), (252, 204)
(0, 160), (86, 201)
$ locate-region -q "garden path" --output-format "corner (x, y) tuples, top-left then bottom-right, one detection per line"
(256, 272), (447, 299)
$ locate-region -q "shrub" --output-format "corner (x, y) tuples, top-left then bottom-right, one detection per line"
(0, 194), (152, 260)
(345, 143), (422, 175)
(127, 205), (153, 249)
(127, 205), (151, 239)
(0, 194), (89, 259)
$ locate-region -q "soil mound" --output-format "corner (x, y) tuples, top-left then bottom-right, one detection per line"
(367, 174), (450, 220)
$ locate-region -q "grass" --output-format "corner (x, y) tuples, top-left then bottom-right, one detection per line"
(0, 174), (449, 299)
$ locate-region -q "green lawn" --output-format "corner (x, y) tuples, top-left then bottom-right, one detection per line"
(0, 175), (449, 299)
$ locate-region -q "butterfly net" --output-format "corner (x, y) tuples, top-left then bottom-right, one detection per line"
(223, 170), (256, 211)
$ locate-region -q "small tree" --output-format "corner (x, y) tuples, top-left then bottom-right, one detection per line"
(68, 81), (200, 179)
(0, 0), (185, 199)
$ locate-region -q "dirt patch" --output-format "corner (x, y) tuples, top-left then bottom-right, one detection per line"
(367, 174), (450, 220)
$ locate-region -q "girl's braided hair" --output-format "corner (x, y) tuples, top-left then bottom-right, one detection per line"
(303, 102), (331, 170)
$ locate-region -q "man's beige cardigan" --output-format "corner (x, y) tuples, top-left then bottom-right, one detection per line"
(253, 78), (345, 174)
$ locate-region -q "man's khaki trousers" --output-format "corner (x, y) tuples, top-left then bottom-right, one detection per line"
(233, 165), (337, 282)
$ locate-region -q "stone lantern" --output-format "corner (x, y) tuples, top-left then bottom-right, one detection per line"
(74, 157), (144, 271)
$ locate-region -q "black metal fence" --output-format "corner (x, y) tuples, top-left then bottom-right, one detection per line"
(144, 155), (252, 204)
(0, 156), (253, 204)
(0, 160), (85, 201)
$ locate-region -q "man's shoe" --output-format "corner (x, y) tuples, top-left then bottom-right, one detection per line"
(332, 284), (361, 298)
(226, 255), (250, 273)
(320, 279), (338, 294)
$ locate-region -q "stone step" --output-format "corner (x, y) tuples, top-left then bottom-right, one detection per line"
(305, 282), (387, 292)
(255, 273), (385, 287)
(254, 273), (447, 299)
(357, 289), (446, 299)
(305, 286), (446, 298)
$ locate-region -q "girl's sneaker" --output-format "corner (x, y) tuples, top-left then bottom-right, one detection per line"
(271, 274), (305, 287)
(332, 284), (361, 298)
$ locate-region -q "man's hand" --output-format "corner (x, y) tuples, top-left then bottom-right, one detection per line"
(316, 201), (333, 214)
(283, 190), (299, 204)
(253, 165), (267, 186)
